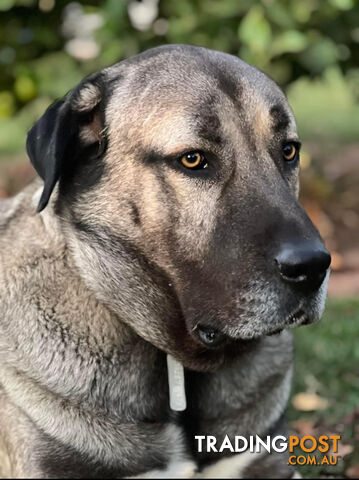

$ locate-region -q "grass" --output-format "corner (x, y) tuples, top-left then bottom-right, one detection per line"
(289, 298), (359, 478)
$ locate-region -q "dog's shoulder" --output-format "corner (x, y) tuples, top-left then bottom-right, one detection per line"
(0, 179), (65, 268)
(0, 179), (70, 330)
(0, 181), (148, 376)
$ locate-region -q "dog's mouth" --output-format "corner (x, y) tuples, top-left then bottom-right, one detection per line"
(266, 309), (311, 337)
(287, 308), (310, 327)
(192, 308), (311, 347)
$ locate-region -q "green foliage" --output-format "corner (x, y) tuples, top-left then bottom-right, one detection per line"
(291, 298), (359, 423)
(288, 67), (359, 142)
(290, 298), (359, 478)
(0, 0), (359, 152)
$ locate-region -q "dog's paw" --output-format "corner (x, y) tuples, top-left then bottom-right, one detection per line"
(164, 460), (198, 478)
(131, 460), (197, 478)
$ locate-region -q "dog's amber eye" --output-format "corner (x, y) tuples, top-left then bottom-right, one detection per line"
(283, 143), (297, 162)
(180, 152), (207, 169)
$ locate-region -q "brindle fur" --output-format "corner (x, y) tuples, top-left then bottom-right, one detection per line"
(0, 45), (328, 478)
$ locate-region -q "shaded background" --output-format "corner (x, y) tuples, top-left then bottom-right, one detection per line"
(0, 0), (358, 477)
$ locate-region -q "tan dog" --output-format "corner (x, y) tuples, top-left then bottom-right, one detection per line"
(0, 45), (330, 478)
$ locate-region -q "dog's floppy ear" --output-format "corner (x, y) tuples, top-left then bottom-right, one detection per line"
(26, 73), (106, 211)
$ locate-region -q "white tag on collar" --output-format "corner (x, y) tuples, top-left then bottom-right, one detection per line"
(167, 354), (187, 411)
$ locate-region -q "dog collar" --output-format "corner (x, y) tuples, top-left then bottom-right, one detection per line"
(167, 354), (187, 411)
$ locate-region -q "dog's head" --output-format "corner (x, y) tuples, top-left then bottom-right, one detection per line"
(27, 45), (330, 370)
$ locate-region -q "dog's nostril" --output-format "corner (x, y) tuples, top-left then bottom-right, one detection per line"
(275, 241), (331, 291)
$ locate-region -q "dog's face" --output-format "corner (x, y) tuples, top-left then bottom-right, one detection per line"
(27, 46), (330, 370)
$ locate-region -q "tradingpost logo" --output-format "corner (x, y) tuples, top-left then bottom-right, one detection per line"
(195, 434), (341, 466)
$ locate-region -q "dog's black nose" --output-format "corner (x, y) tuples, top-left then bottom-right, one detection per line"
(275, 242), (331, 291)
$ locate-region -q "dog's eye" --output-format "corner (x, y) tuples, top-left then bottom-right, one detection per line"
(282, 143), (298, 162)
(180, 152), (207, 170)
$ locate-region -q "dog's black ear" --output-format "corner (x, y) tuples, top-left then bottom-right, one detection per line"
(26, 74), (105, 212)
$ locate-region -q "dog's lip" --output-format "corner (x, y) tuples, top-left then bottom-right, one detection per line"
(287, 308), (310, 327)
(266, 327), (285, 336)
(188, 308), (312, 345)
(264, 309), (311, 336)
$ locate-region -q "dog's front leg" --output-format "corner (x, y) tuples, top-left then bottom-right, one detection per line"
(128, 457), (197, 479)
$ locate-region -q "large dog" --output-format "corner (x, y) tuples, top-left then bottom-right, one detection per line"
(0, 45), (330, 478)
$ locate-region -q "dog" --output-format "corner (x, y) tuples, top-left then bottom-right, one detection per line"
(0, 45), (331, 478)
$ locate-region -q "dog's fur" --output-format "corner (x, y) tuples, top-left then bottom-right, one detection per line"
(0, 45), (329, 478)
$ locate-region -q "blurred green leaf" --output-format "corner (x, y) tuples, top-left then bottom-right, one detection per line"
(265, 1), (295, 28)
(271, 30), (309, 56)
(202, 0), (245, 18)
(14, 75), (36, 102)
(238, 5), (272, 54)
(32, 52), (83, 98)
(329, 0), (354, 10)
(0, 0), (15, 11)
(299, 37), (339, 73)
(288, 67), (359, 141)
(0, 91), (15, 118)
(291, 1), (316, 23)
